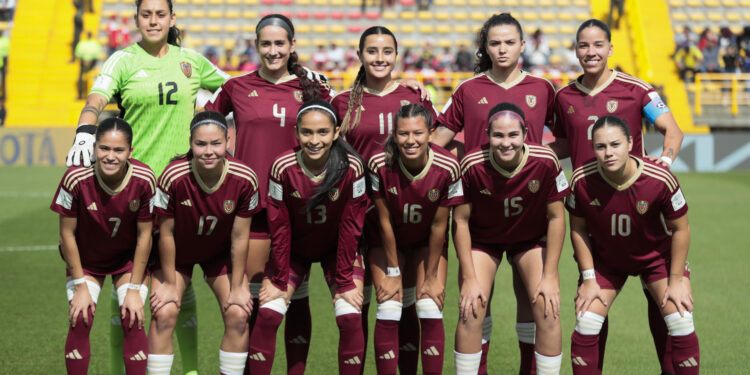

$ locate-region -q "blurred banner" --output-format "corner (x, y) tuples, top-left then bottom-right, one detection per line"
(2, 128), (750, 171)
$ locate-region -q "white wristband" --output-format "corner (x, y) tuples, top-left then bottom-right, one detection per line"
(581, 269), (596, 280)
(127, 283), (142, 291)
(386, 267), (401, 277)
(660, 156), (673, 167)
(72, 277), (87, 285)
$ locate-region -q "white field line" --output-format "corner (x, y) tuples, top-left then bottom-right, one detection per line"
(0, 245), (57, 252)
(0, 191), (54, 198)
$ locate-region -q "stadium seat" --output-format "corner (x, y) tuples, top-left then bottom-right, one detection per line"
(297, 38), (311, 47)
(487, 0), (501, 5)
(472, 24), (482, 33)
(188, 24), (205, 33)
(297, 24), (311, 33)
(452, 0), (468, 5)
(331, 25), (346, 33)
(192, 0), (207, 4)
(331, 0), (346, 4)
(242, 24), (256, 33)
(505, 0), (520, 5)
(297, 0), (312, 4)
(190, 10), (207, 18)
(383, 24), (399, 32)
(688, 12), (705, 21)
(438, 39), (452, 47)
(225, 10), (240, 18)
(296, 11), (311, 19)
(541, 12), (555, 21)
(365, 11), (381, 19)
(402, 24), (416, 33)
(573, 0), (587, 5)
(575, 12), (590, 20)
(348, 11), (363, 19)
(541, 25), (557, 34)
(206, 37), (222, 47)
(243, 10), (259, 18)
(206, 24), (223, 33)
(209, 0), (224, 4)
(704, 0), (720, 5)
(558, 11), (574, 20)
(331, 11), (346, 19)
(383, 11), (398, 19)
(560, 25), (576, 34)
(437, 25), (452, 33)
(349, 38), (360, 47)
(685, 0), (701, 6)
(175, 10), (188, 18)
(722, 0), (738, 5)
(471, 11), (486, 20)
(103, 0), (119, 3)
(539, 0), (554, 6)
(227, 0), (242, 4)
(547, 39), (560, 49)
(744, 13), (750, 21)
(435, 12), (451, 20)
(190, 37), (204, 47)
(402, 39), (417, 48)
(556, 0), (571, 5)
(434, 0), (450, 5)
(348, 0), (361, 5)
(725, 12), (741, 21)
(279, 0), (294, 4)
(225, 24), (240, 32)
(453, 12), (468, 20)
(313, 25), (328, 33)
(401, 11), (416, 20)
(208, 10), (223, 18)
(522, 12), (539, 21)
(742, 0), (750, 6)
(401, 0), (417, 5)
(313, 12), (328, 19)
(469, 0), (484, 6)
(419, 25), (435, 33)
(454, 24), (470, 33)
(418, 11), (433, 20)
(313, 38), (327, 46)
(223, 39), (236, 49)
(521, 0), (535, 6)
(244, 0), (259, 4)
(298, 53), (311, 61)
(671, 11), (688, 21)
(707, 12), (723, 21)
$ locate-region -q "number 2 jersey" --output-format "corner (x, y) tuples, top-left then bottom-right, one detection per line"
(266, 149), (368, 293)
(460, 144), (569, 246)
(90, 43), (229, 176)
(566, 157), (688, 272)
(50, 160), (156, 274)
(368, 144), (464, 248)
(553, 70), (671, 168)
(153, 155), (260, 266)
(206, 70), (333, 209)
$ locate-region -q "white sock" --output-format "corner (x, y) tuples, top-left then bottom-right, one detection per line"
(146, 353), (174, 375)
(534, 352), (562, 375)
(454, 350), (482, 375)
(219, 350), (249, 375)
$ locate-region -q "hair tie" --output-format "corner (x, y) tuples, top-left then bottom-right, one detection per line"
(191, 119), (227, 130)
(296, 104), (338, 123)
(488, 110), (526, 129)
(256, 16), (294, 38)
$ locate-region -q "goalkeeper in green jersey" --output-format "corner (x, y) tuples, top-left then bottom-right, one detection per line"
(66, 1), (228, 374)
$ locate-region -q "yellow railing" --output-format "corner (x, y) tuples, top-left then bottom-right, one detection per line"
(692, 73), (750, 116)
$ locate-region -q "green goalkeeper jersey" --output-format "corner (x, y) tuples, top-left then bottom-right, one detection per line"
(90, 43), (228, 176)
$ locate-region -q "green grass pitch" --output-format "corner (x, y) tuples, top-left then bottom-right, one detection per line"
(1, 166), (748, 374)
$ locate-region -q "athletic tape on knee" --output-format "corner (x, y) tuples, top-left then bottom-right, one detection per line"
(416, 298), (443, 319)
(482, 315), (493, 343)
(664, 311), (695, 336)
(515, 322), (536, 344)
(116, 283), (148, 306)
(376, 300), (403, 321)
(574, 311), (605, 335)
(249, 282), (262, 297)
(403, 287), (416, 308)
(260, 297), (288, 315)
(334, 298), (361, 316)
(291, 279), (309, 300)
(362, 285), (372, 306)
(66, 279), (102, 303)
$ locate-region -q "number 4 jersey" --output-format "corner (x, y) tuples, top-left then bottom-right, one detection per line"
(566, 157), (688, 272)
(153, 155), (260, 266)
(90, 44), (228, 176)
(50, 160), (156, 274)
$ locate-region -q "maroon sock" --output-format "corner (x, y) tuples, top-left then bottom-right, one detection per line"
(374, 319), (399, 375)
(285, 297), (311, 375)
(419, 317), (444, 375)
(479, 340), (490, 375)
(519, 341), (537, 375)
(597, 318), (608, 372)
(336, 313), (365, 375)
(65, 307), (94, 375)
(248, 307), (284, 375)
(644, 287), (673, 374)
(121, 311), (148, 375)
(398, 304), (419, 375)
(359, 301), (370, 375)
(571, 331), (600, 375)
(671, 332), (699, 375)
(244, 297), (260, 375)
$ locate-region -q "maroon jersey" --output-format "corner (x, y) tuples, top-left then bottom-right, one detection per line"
(266, 149), (368, 293)
(331, 84), (439, 161)
(369, 144), (464, 248)
(553, 70), (659, 168)
(438, 71), (555, 149)
(153, 155), (260, 266)
(460, 144), (569, 245)
(206, 70), (332, 208)
(566, 157), (688, 272)
(50, 160), (156, 274)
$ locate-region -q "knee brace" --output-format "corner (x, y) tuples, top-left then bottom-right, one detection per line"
(664, 311), (695, 336)
(260, 297), (288, 316)
(574, 311), (605, 335)
(416, 298), (443, 319)
(116, 283), (148, 307)
(376, 300), (403, 321)
(66, 279), (102, 303)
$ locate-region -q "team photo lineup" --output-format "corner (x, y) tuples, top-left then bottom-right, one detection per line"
(52, 0), (701, 374)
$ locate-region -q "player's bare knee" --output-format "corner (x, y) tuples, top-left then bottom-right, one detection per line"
(223, 304), (249, 333)
(153, 303), (180, 329)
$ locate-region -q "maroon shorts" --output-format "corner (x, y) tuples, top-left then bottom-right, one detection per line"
(288, 252), (366, 290)
(593, 256), (669, 290)
(249, 209), (270, 240)
(59, 245), (134, 276)
(471, 236), (547, 261)
(152, 252), (231, 279)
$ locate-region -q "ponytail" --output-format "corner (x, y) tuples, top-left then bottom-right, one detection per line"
(167, 25), (182, 47)
(383, 135), (400, 168)
(340, 66), (366, 134)
(289, 55), (322, 102)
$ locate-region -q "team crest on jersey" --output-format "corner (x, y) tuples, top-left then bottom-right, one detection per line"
(606, 100), (618, 113)
(180, 62), (192, 78)
(328, 187), (340, 201)
(223, 200), (235, 214)
(428, 188), (440, 202)
(129, 199), (140, 212)
(400, 100), (411, 106)
(637, 200), (649, 214)
(526, 95), (537, 108)
(528, 180), (540, 193)
(294, 90), (303, 103)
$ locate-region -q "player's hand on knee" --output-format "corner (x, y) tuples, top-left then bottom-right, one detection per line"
(122, 288), (145, 329)
(376, 274), (401, 303)
(335, 288), (364, 312)
(458, 277), (486, 322)
(225, 287), (253, 316)
(70, 284), (95, 328)
(662, 277), (693, 315)
(150, 282), (180, 314)
(66, 125), (97, 167)
(258, 278), (287, 306)
(533, 273), (561, 319)
(575, 280), (607, 316)
(420, 277), (445, 311)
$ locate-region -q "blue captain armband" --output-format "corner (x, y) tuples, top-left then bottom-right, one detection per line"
(643, 92), (670, 124)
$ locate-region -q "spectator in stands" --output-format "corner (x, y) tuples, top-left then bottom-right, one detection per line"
(454, 44), (473, 72)
(721, 44), (741, 73)
(674, 26), (697, 50)
(327, 42), (346, 69)
(345, 45), (359, 68)
(697, 28), (718, 51)
(608, 0), (624, 29)
(402, 47), (418, 71)
(71, 1), (84, 62)
(719, 27), (736, 49)
(238, 53), (258, 72)
(738, 26), (750, 57)
(204, 45), (219, 66)
(0, 0), (15, 22)
(241, 35), (259, 66)
(106, 14), (121, 56)
(120, 16), (132, 47)
(701, 38), (720, 73)
(0, 30), (8, 101)
(222, 49), (238, 71)
(674, 44), (703, 81)
(558, 41), (581, 73)
(311, 44), (329, 71)
(524, 29), (550, 69)
(75, 32), (103, 99)
(438, 46), (454, 72)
